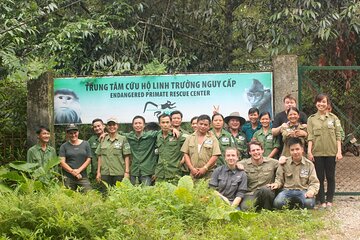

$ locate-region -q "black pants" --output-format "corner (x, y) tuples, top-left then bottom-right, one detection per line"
(100, 175), (124, 193)
(314, 156), (336, 203)
(240, 186), (275, 211)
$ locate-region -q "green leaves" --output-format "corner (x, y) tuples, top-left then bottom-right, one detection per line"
(0, 159), (60, 192)
(0, 176), (325, 239)
(9, 162), (38, 173)
(177, 175), (194, 190)
(174, 187), (193, 203)
(139, 59), (167, 75)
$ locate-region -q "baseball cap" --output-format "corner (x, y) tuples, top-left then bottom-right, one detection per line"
(107, 117), (119, 124)
(66, 123), (79, 132)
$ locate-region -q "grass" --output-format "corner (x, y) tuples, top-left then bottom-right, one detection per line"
(0, 176), (328, 240)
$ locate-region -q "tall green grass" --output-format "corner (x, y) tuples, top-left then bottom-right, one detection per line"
(0, 176), (325, 239)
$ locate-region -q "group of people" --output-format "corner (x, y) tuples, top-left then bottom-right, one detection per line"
(27, 93), (343, 211)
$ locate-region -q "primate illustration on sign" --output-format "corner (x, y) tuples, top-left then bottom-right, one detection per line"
(143, 100), (176, 117)
(246, 79), (272, 115)
(54, 88), (82, 124)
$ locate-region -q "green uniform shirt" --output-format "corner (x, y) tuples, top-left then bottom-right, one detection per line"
(125, 131), (158, 177)
(280, 124), (307, 157)
(274, 156), (319, 195)
(179, 128), (190, 138)
(307, 112), (341, 156)
(211, 129), (236, 166)
(181, 132), (221, 169)
(88, 135), (100, 178)
(155, 131), (186, 179)
(27, 144), (57, 166)
(239, 157), (278, 193)
(233, 131), (248, 159)
(95, 133), (131, 176)
(253, 128), (280, 157)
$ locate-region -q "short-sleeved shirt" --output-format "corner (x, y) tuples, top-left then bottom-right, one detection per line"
(125, 131), (158, 177)
(239, 157), (278, 193)
(209, 165), (247, 201)
(211, 129), (236, 166)
(27, 144), (57, 166)
(274, 156), (319, 195)
(307, 112), (342, 156)
(252, 128), (280, 157)
(280, 123), (307, 157)
(155, 131), (186, 179)
(59, 141), (92, 179)
(88, 134), (100, 177)
(242, 122), (262, 142)
(95, 133), (131, 176)
(181, 132), (221, 169)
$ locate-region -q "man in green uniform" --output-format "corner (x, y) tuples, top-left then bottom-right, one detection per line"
(224, 112), (248, 159)
(154, 114), (186, 183)
(270, 137), (319, 209)
(181, 114), (221, 179)
(170, 110), (190, 175)
(27, 126), (57, 167)
(96, 117), (131, 191)
(87, 118), (105, 181)
(126, 115), (158, 186)
(238, 141), (278, 211)
(170, 110), (190, 137)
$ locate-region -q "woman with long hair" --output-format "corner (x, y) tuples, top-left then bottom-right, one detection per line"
(307, 93), (342, 209)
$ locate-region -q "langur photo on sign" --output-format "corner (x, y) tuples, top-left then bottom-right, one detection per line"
(54, 88), (82, 124)
(245, 79), (272, 116)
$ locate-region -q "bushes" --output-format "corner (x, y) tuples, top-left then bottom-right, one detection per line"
(0, 176), (325, 239)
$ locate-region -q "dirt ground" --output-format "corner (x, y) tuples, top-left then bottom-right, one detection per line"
(317, 196), (360, 240)
(316, 154), (360, 240)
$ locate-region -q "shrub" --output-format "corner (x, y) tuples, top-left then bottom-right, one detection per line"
(0, 176), (325, 239)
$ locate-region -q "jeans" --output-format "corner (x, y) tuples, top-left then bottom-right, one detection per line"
(314, 156), (336, 203)
(273, 189), (315, 209)
(240, 186), (275, 211)
(130, 175), (152, 186)
(64, 176), (92, 193)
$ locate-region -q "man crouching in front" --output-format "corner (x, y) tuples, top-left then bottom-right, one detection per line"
(270, 137), (320, 209)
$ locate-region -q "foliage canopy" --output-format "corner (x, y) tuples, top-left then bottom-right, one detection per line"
(1, 0), (360, 163)
(2, 0), (360, 79)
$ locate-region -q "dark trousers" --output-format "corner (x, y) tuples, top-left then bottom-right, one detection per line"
(130, 175), (152, 186)
(101, 175), (124, 186)
(99, 175), (124, 194)
(240, 186), (275, 211)
(314, 156), (336, 203)
(64, 176), (92, 193)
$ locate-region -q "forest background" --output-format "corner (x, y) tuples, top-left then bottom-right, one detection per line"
(1, 0), (360, 163)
